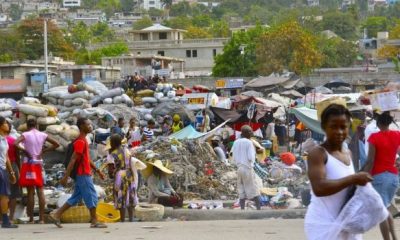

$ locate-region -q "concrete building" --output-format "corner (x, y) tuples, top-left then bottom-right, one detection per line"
(143, 0), (163, 10)
(102, 54), (184, 78)
(109, 12), (143, 29)
(0, 63), (58, 97)
(368, 0), (387, 11)
(307, 0), (319, 6)
(126, 24), (228, 76)
(359, 31), (400, 59)
(67, 9), (106, 25)
(59, 65), (121, 85)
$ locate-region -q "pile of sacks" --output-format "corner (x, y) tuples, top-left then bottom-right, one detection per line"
(135, 138), (237, 200)
(43, 82), (133, 121)
(17, 97), (59, 131)
(0, 99), (14, 118)
(45, 123), (80, 152)
(135, 84), (179, 109)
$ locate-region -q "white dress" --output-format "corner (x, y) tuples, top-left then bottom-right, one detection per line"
(304, 150), (362, 240)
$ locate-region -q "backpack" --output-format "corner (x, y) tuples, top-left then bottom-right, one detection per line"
(63, 138), (84, 180)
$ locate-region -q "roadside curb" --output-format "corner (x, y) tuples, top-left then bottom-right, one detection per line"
(164, 208), (306, 221)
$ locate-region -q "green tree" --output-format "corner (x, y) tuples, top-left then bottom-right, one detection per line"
(148, 8), (164, 18)
(170, 1), (192, 17)
(17, 18), (75, 60)
(321, 11), (358, 40)
(120, 0), (134, 12)
(213, 25), (266, 77)
(192, 14), (212, 28)
(82, 0), (99, 9)
(164, 16), (192, 29)
(209, 20), (230, 38)
(69, 21), (92, 49)
(90, 22), (115, 42)
(184, 26), (212, 39)
(256, 21), (322, 75)
(318, 37), (358, 67)
(361, 17), (390, 38)
(133, 16), (153, 30)
(0, 30), (26, 61)
(9, 4), (23, 21)
(75, 42), (129, 64)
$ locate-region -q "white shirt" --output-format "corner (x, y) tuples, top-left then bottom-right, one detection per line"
(231, 138), (256, 169)
(364, 120), (379, 155)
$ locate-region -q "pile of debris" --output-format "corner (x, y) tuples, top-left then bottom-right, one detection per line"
(135, 138), (237, 200)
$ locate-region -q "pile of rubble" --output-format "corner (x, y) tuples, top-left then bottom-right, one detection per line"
(135, 138), (238, 200)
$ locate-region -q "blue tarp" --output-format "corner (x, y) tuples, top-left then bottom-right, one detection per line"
(291, 107), (324, 135)
(169, 120), (229, 140)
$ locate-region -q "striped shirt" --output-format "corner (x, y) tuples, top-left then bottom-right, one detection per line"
(143, 127), (154, 141)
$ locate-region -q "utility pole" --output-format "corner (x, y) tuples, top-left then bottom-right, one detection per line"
(44, 19), (49, 92)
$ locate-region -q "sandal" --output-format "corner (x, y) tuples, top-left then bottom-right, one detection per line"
(90, 222), (107, 228)
(48, 214), (62, 228)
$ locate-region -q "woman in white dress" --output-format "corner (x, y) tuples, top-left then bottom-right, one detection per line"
(305, 104), (373, 240)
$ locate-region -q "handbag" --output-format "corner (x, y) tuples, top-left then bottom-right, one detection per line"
(19, 160), (44, 187)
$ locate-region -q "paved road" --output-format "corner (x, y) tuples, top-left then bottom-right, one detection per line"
(2, 219), (399, 240)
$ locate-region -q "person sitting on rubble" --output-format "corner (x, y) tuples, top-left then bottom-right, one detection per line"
(211, 137), (228, 165)
(127, 118), (141, 148)
(161, 116), (173, 136)
(171, 114), (184, 133)
(142, 120), (155, 142)
(145, 160), (183, 207)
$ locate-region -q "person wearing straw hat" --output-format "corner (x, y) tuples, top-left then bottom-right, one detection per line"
(144, 160), (183, 207)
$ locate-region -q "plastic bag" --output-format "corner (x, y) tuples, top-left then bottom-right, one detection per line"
(334, 183), (388, 234)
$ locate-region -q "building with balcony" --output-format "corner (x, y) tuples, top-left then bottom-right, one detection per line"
(102, 54), (184, 78)
(126, 24), (228, 76)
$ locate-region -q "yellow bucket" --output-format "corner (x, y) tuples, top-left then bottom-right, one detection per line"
(96, 202), (120, 223)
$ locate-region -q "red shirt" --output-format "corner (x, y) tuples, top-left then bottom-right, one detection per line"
(368, 130), (400, 176)
(6, 136), (17, 163)
(73, 136), (91, 176)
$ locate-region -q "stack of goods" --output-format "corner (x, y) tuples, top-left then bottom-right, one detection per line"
(45, 123), (80, 152)
(43, 82), (133, 121)
(17, 97), (59, 131)
(0, 99), (14, 118)
(43, 85), (93, 121)
(136, 84), (179, 109)
(135, 138), (237, 200)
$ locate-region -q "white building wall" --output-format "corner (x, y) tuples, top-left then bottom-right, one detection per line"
(143, 0), (163, 10)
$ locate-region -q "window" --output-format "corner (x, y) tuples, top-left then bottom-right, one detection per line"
(140, 33), (148, 40)
(83, 70), (93, 78)
(0, 68), (14, 79)
(186, 50), (198, 58)
(149, 1), (155, 4)
(213, 49), (217, 57)
(157, 51), (165, 56)
(159, 32), (167, 40)
(64, 71), (72, 79)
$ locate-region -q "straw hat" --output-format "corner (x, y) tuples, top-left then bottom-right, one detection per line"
(104, 137), (128, 151)
(149, 160), (173, 174)
(141, 160), (173, 179)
